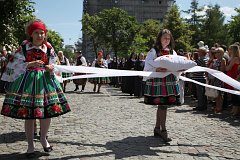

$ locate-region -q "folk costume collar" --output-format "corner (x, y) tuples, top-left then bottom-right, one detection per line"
(22, 40), (51, 54)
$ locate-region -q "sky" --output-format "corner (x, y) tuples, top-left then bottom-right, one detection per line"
(33, 0), (239, 46)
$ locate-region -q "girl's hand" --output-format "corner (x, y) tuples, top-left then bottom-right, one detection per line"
(27, 60), (44, 68)
(156, 67), (167, 72)
(45, 64), (54, 72)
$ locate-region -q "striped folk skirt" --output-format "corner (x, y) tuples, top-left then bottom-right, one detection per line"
(144, 74), (181, 106)
(1, 68), (71, 119)
(89, 77), (110, 84)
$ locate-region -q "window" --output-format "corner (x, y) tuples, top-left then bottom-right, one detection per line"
(159, 1), (162, 4)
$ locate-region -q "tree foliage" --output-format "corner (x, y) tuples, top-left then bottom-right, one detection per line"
(0, 0), (35, 47)
(163, 4), (193, 51)
(47, 30), (64, 52)
(82, 8), (139, 58)
(183, 0), (204, 45)
(98, 8), (139, 58)
(82, 13), (102, 57)
(228, 8), (240, 43)
(129, 19), (162, 55)
(201, 4), (226, 46)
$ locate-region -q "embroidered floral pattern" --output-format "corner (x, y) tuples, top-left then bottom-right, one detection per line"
(34, 108), (43, 118)
(153, 97), (161, 104)
(144, 95), (180, 106)
(2, 104), (11, 115)
(168, 96), (176, 103)
(25, 49), (49, 64)
(17, 108), (29, 117)
(51, 104), (62, 113)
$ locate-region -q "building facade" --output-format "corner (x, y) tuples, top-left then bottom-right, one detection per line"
(82, 0), (175, 60)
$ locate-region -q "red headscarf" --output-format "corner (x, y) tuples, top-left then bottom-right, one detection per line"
(28, 21), (47, 36)
(97, 52), (103, 56)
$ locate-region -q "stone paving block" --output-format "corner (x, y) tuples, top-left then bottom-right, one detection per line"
(0, 82), (240, 159)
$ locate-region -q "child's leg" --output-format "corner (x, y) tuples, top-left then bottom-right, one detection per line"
(40, 118), (51, 148)
(25, 120), (35, 153)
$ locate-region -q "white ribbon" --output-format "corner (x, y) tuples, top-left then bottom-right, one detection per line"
(54, 65), (240, 95)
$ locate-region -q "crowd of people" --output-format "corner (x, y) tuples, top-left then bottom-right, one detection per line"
(180, 42), (240, 116)
(0, 19), (239, 158)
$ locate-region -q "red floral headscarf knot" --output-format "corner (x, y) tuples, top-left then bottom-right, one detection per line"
(28, 22), (47, 36)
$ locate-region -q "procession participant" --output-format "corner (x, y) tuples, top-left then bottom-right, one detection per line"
(89, 51), (110, 93)
(0, 19), (71, 158)
(73, 51), (88, 92)
(143, 29), (181, 143)
(58, 51), (70, 92)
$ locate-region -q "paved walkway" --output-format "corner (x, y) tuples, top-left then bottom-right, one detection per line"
(0, 82), (239, 160)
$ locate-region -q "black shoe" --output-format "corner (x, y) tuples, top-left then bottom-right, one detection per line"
(26, 152), (36, 158)
(34, 132), (38, 139)
(193, 107), (206, 111)
(43, 146), (53, 152)
(154, 128), (161, 137)
(74, 88), (79, 91)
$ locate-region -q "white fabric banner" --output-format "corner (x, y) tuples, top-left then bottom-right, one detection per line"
(54, 65), (240, 95)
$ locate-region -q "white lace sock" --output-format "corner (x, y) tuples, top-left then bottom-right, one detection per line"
(40, 118), (51, 148)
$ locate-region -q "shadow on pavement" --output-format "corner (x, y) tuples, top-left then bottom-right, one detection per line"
(49, 136), (207, 159)
(0, 151), (49, 160)
(65, 91), (97, 94)
(0, 132), (25, 144)
(175, 97), (240, 127)
(206, 113), (240, 127)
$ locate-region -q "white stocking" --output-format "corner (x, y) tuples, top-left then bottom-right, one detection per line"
(40, 118), (51, 148)
(25, 120), (35, 153)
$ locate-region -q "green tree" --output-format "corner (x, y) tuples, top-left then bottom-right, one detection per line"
(47, 30), (64, 52)
(163, 4), (193, 51)
(97, 8), (139, 58)
(82, 13), (103, 57)
(0, 0), (35, 47)
(228, 8), (240, 43)
(130, 19), (161, 54)
(129, 34), (148, 55)
(183, 0), (204, 45)
(201, 4), (226, 46)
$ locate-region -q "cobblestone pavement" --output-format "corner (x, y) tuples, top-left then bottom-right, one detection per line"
(0, 82), (239, 160)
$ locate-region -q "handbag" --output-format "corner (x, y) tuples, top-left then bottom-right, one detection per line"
(205, 87), (218, 98)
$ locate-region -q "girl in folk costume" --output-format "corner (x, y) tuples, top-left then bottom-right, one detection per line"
(89, 51), (110, 92)
(0, 19), (71, 157)
(58, 50), (71, 92)
(143, 29), (181, 143)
